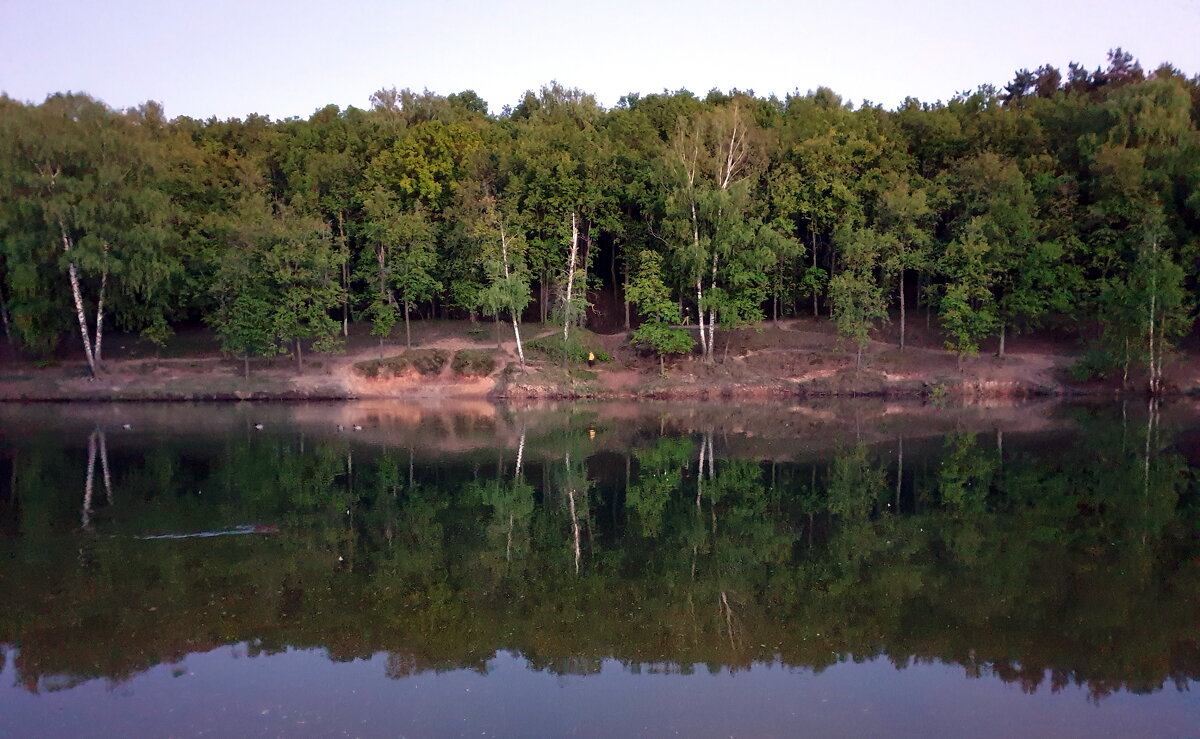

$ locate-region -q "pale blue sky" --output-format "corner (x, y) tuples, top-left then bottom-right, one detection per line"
(2, 0), (1198, 120)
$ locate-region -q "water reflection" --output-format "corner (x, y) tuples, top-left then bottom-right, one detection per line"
(0, 400), (1197, 716)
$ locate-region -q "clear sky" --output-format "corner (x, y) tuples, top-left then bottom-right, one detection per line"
(2, 0), (1198, 120)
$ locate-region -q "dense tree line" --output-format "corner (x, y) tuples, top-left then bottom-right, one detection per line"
(1, 49), (1198, 387)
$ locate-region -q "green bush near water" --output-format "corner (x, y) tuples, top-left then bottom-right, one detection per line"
(527, 330), (612, 363)
(452, 350), (496, 376)
(354, 349), (448, 378)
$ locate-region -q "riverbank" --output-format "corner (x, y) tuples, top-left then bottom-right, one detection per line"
(0, 318), (1193, 401)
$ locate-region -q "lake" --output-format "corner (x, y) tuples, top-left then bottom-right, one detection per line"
(1, 399), (1198, 737)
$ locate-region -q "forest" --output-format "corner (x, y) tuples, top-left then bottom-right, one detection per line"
(1, 49), (1197, 388)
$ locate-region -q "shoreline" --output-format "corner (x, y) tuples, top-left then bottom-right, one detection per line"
(0, 379), (1157, 403)
(2, 320), (1192, 403)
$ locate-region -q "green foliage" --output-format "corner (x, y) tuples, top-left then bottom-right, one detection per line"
(207, 200), (344, 368)
(451, 349), (496, 376)
(1069, 349), (1118, 382)
(627, 251), (695, 368)
(829, 227), (888, 362)
(354, 348), (449, 378)
(527, 330), (612, 363)
(938, 222), (998, 360)
(2, 59), (1200, 383)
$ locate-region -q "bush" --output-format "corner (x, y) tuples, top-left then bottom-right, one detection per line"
(354, 349), (447, 379)
(452, 349), (496, 376)
(1069, 349), (1116, 382)
(407, 348), (448, 375)
(527, 330), (612, 363)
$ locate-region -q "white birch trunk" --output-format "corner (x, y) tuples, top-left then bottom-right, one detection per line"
(566, 452), (581, 575)
(62, 231), (99, 378)
(98, 430), (112, 504)
(499, 221), (526, 371)
(94, 267), (107, 365)
(82, 431), (97, 528)
(562, 212), (579, 359)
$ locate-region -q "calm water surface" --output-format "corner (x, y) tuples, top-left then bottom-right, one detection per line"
(1, 400), (1198, 738)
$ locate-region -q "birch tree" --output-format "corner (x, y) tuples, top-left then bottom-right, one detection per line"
(475, 196), (532, 371)
(1, 94), (174, 376)
(664, 100), (773, 364)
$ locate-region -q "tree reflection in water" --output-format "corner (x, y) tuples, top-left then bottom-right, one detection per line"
(0, 401), (1197, 705)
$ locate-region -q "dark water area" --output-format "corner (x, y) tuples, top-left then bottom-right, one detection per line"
(1, 400), (1198, 737)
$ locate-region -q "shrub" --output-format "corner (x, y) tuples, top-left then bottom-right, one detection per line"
(407, 348), (448, 375)
(527, 330), (612, 363)
(353, 349), (447, 379)
(1069, 349), (1116, 382)
(452, 349), (496, 376)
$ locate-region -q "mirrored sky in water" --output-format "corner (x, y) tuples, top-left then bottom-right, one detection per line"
(3, 648), (1197, 738)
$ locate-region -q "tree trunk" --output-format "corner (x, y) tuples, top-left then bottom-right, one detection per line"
(1122, 337), (1130, 389)
(610, 236), (619, 315)
(93, 267), (107, 366)
(706, 250), (719, 364)
(498, 223), (526, 372)
(997, 322), (1006, 359)
(562, 213), (579, 366)
(404, 300), (412, 349)
(540, 271), (548, 324)
(623, 257), (631, 330)
(338, 212), (349, 337)
(0, 281), (12, 346)
(62, 231), (99, 378)
(295, 338), (303, 372)
(1147, 290), (1156, 395)
(811, 230), (819, 317)
(898, 270), (906, 350)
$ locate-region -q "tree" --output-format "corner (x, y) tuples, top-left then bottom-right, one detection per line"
(627, 250), (695, 374)
(938, 221), (998, 365)
(0, 94), (176, 376)
(474, 195), (532, 371)
(208, 199), (344, 373)
(950, 152), (1038, 357)
(829, 226), (888, 371)
(360, 193), (440, 349)
(876, 175), (933, 349)
(662, 99), (776, 364)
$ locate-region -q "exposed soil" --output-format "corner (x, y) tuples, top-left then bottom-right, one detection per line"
(0, 317), (1196, 402)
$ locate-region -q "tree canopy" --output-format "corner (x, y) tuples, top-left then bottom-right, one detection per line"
(1, 51), (1198, 389)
